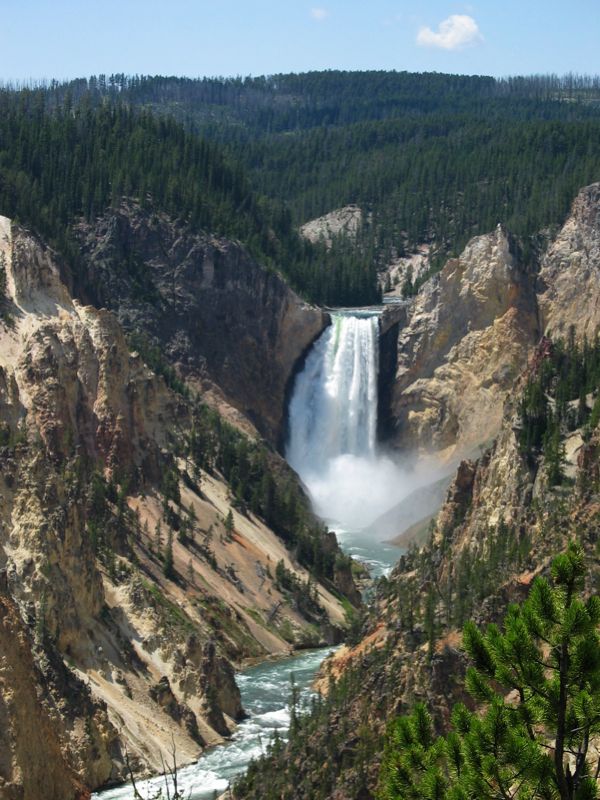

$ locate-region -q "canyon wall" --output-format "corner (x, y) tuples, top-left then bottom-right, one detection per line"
(233, 182), (600, 800)
(0, 215), (351, 799)
(73, 203), (328, 445)
(383, 184), (600, 464)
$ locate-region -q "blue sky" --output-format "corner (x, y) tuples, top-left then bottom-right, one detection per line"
(1, 1), (599, 82)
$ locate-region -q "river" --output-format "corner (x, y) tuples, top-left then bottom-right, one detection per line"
(94, 528), (396, 800)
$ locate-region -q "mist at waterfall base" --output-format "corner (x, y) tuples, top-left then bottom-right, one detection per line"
(287, 312), (432, 535)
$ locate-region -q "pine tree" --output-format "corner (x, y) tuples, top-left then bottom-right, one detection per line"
(423, 586), (437, 661)
(224, 509), (234, 540)
(0, 252), (7, 301)
(154, 520), (163, 556)
(378, 544), (600, 800)
(163, 528), (175, 579)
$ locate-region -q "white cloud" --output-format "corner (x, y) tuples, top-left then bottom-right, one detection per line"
(416, 14), (482, 50)
(310, 8), (330, 21)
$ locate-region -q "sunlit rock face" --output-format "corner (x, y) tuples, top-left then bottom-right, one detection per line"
(384, 225), (540, 463)
(538, 182), (600, 341)
(0, 216), (350, 797)
(299, 205), (363, 249)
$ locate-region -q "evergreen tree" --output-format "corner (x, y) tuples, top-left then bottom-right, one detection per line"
(163, 528), (174, 579)
(224, 509), (235, 540)
(378, 544), (600, 800)
(154, 520), (163, 556)
(0, 252), (7, 300)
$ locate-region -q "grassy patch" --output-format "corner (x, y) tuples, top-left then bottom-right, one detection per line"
(142, 579), (196, 634)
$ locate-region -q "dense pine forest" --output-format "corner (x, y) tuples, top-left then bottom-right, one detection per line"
(3, 71), (600, 304)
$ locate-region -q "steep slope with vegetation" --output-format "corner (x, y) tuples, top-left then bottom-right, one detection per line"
(4, 72), (600, 306)
(0, 216), (357, 799)
(3, 70), (600, 799)
(0, 90), (378, 307)
(379, 544), (600, 800)
(71, 200), (327, 446)
(232, 187), (600, 799)
(235, 336), (600, 800)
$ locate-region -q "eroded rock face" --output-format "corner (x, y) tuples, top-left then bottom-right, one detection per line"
(386, 225), (539, 461)
(0, 588), (106, 800)
(233, 184), (600, 800)
(0, 216), (351, 796)
(384, 184), (600, 463)
(299, 205), (363, 249)
(74, 203), (328, 444)
(538, 182), (600, 340)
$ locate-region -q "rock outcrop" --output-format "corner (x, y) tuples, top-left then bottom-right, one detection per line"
(0, 587), (108, 800)
(380, 245), (431, 298)
(72, 203), (328, 445)
(538, 182), (600, 340)
(385, 225), (539, 461)
(0, 215), (352, 798)
(299, 205), (363, 249)
(384, 184), (600, 464)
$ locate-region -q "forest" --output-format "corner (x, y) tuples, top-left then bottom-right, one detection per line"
(2, 71), (600, 304)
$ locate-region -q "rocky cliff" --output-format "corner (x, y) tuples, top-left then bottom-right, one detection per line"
(538, 182), (600, 340)
(384, 225), (540, 462)
(0, 585), (103, 800)
(383, 185), (600, 463)
(72, 202), (328, 445)
(0, 215), (353, 799)
(299, 206), (363, 249)
(233, 183), (600, 800)
(234, 333), (600, 800)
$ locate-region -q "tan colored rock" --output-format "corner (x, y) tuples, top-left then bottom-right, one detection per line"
(539, 182), (600, 340)
(0, 590), (87, 800)
(299, 205), (363, 249)
(381, 245), (430, 297)
(0, 216), (351, 793)
(387, 225), (539, 461)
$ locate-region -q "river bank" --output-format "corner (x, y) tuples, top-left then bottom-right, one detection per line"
(94, 519), (399, 800)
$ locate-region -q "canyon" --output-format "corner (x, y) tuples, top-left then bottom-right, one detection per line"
(0, 212), (353, 799)
(3, 174), (600, 800)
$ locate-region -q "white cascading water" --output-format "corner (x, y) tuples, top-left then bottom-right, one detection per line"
(287, 312), (409, 531)
(287, 313), (379, 473)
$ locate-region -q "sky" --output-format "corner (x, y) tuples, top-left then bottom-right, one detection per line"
(1, 0), (599, 83)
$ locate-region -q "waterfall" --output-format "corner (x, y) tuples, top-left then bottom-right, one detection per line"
(287, 313), (380, 477)
(286, 311), (405, 530)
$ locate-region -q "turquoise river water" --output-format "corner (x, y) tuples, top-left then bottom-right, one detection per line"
(94, 527), (397, 800)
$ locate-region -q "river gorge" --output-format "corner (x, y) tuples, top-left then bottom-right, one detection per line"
(95, 310), (434, 799)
